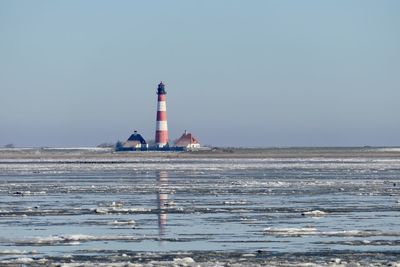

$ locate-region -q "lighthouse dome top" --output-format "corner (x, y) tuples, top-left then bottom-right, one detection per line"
(157, 81), (166, 95)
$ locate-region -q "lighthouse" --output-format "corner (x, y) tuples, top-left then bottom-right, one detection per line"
(155, 82), (169, 148)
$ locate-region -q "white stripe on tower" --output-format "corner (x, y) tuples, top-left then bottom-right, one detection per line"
(155, 82), (168, 148)
(157, 101), (167, 111)
(156, 121), (168, 131)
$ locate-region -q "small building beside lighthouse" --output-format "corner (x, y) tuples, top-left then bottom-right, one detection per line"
(174, 130), (201, 150)
(122, 131), (148, 150)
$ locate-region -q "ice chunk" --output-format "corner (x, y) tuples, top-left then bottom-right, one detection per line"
(109, 220), (136, 225)
(301, 210), (327, 216)
(264, 227), (318, 236)
(173, 257), (195, 265)
(94, 208), (108, 214)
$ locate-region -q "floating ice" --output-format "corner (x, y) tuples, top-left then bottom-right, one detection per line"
(223, 200), (248, 205)
(108, 220), (136, 225)
(94, 208), (108, 214)
(330, 258), (341, 264)
(0, 149), (399, 265)
(13, 257), (34, 263)
(0, 249), (35, 255)
(4, 235), (139, 246)
(301, 210), (327, 216)
(110, 201), (124, 207)
(173, 257), (195, 265)
(263, 227), (318, 236)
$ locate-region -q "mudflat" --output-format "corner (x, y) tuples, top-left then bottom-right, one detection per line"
(1, 147), (400, 160)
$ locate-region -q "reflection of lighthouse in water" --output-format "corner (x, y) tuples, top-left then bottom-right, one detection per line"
(157, 171), (168, 237)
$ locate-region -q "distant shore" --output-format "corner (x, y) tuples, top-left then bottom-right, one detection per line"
(1, 147), (400, 160)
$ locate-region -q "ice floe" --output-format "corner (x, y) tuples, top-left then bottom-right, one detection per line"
(263, 227), (318, 236)
(4, 235), (139, 246)
(301, 210), (327, 216)
(108, 220), (136, 226)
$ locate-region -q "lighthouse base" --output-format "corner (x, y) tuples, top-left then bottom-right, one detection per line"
(156, 143), (168, 148)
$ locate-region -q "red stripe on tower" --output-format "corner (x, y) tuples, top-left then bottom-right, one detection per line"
(155, 82), (168, 148)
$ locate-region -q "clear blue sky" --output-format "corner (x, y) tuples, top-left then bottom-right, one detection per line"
(1, 1), (399, 147)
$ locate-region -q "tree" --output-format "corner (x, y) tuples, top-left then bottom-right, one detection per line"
(96, 143), (114, 148)
(4, 144), (15, 148)
(115, 141), (124, 151)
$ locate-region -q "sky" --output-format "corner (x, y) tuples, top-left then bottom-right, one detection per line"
(0, 0), (399, 147)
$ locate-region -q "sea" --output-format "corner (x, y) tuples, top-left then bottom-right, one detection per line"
(0, 148), (399, 266)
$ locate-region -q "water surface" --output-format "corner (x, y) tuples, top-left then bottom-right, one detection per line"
(0, 149), (399, 265)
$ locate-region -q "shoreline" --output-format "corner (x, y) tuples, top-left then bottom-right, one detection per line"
(1, 147), (400, 160)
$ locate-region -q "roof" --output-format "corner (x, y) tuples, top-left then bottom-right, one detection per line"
(157, 81), (166, 94)
(127, 131), (147, 144)
(174, 132), (200, 147)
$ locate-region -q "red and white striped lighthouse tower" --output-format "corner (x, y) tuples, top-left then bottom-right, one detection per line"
(155, 82), (169, 148)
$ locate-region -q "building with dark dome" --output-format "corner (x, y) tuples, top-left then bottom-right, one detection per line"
(122, 131), (148, 150)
